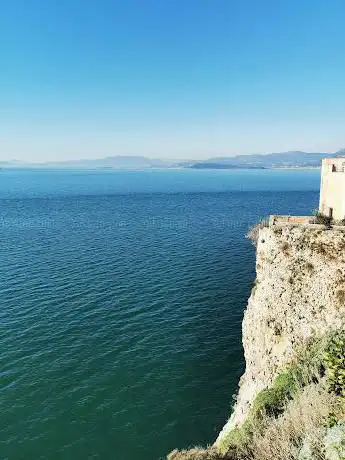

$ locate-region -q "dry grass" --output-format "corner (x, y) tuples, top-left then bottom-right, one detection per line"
(167, 447), (225, 460)
(240, 381), (340, 460)
(167, 382), (342, 460)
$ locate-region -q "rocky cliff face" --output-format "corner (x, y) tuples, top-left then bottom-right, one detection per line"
(216, 224), (345, 447)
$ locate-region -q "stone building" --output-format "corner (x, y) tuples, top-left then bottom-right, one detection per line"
(319, 157), (345, 220)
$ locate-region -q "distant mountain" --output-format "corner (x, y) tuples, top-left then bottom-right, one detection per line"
(44, 155), (174, 169)
(187, 150), (345, 169)
(189, 162), (265, 169)
(2, 150), (345, 170)
(1, 156), (177, 169)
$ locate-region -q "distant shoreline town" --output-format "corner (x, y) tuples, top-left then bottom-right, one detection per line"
(1, 149), (344, 170)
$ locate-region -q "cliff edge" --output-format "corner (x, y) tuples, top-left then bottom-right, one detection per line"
(216, 224), (345, 448)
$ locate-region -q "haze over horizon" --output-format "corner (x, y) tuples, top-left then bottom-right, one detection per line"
(3, 149), (345, 166)
(1, 0), (345, 162)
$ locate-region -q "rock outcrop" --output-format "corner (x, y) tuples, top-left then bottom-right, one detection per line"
(216, 224), (345, 447)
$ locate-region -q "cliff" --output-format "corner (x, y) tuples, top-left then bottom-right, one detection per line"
(215, 223), (345, 448)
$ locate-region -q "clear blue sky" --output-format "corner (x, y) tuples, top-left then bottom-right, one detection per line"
(1, 0), (344, 161)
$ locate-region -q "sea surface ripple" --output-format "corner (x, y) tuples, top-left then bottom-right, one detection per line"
(0, 169), (320, 459)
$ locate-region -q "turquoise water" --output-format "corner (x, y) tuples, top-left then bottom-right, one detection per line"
(0, 169), (320, 460)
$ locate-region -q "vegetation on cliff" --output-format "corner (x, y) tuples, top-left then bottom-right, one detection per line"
(167, 331), (345, 460)
(169, 225), (345, 460)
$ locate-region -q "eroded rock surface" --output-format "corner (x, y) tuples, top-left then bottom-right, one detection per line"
(216, 225), (345, 447)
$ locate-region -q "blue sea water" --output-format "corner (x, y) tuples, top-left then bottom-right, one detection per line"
(0, 169), (320, 460)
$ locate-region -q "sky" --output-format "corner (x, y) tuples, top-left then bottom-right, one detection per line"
(0, 0), (345, 162)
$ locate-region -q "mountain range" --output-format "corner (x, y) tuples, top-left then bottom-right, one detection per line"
(1, 150), (345, 170)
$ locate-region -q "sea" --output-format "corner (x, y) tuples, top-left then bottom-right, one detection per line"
(0, 168), (320, 460)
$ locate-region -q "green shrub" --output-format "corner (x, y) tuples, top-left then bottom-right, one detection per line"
(324, 333), (345, 397)
(220, 426), (251, 451)
(252, 372), (298, 417)
(245, 335), (334, 423)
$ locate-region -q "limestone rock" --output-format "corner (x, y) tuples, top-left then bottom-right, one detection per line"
(216, 225), (345, 447)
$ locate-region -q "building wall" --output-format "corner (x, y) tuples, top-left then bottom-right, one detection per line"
(319, 158), (345, 220)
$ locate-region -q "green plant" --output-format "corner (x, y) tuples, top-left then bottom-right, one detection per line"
(327, 411), (341, 428)
(251, 372), (298, 418)
(324, 333), (345, 397)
